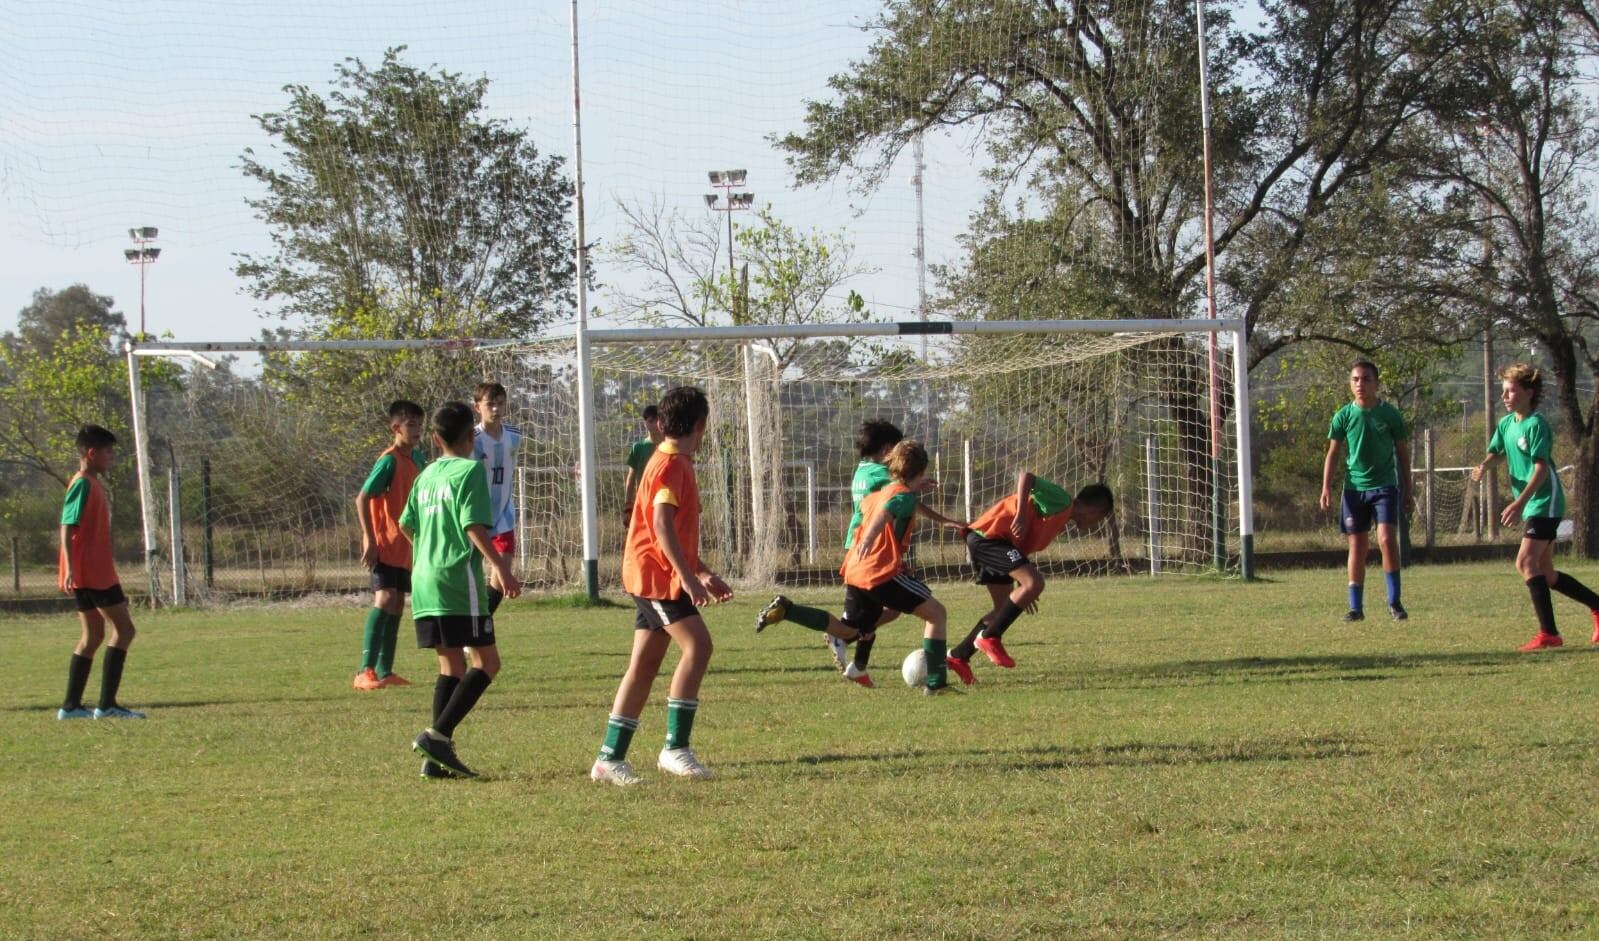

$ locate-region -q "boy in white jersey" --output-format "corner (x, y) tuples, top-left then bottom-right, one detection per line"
(472, 381), (523, 614)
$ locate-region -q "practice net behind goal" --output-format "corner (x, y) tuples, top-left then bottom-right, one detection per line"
(138, 328), (1238, 602)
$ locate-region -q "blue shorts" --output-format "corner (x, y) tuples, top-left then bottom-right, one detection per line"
(1340, 486), (1400, 535)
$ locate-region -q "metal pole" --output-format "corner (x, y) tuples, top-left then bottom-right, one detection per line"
(962, 439), (974, 522)
(1484, 328), (1499, 537)
(167, 456), (186, 606)
(913, 134), (935, 449)
(1146, 435), (1161, 575)
(805, 462), (816, 564)
(201, 457), (214, 590)
(517, 467), (529, 574)
(1195, 0), (1227, 573)
(570, 0), (601, 601)
(1230, 326), (1256, 578)
(1423, 428), (1436, 551)
(123, 343), (161, 605)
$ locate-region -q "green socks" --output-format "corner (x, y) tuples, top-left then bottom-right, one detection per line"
(923, 637), (948, 689)
(376, 612), (402, 677)
(360, 608), (385, 671)
(665, 698), (698, 749)
(785, 604), (832, 632)
(600, 713), (639, 762)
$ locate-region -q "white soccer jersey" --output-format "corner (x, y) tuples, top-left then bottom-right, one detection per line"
(472, 423), (524, 536)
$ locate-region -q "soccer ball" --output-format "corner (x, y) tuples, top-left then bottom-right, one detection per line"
(901, 649), (927, 688)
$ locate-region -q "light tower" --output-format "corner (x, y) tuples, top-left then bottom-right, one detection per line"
(124, 226), (161, 337)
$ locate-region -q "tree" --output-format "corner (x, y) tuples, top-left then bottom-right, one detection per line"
(0, 286), (132, 487)
(237, 47), (583, 340)
(1400, 0), (1599, 554)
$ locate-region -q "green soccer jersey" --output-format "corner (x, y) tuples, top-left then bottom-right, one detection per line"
(1028, 477), (1073, 516)
(1489, 411), (1564, 519)
(626, 438), (656, 476)
(399, 456), (494, 619)
(1328, 400), (1408, 490)
(884, 490), (917, 540)
(844, 459), (894, 548)
(360, 447), (428, 496)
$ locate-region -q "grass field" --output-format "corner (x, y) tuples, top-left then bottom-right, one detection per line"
(4, 563), (1599, 939)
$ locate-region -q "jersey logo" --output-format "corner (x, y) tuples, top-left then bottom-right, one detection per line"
(1518, 436), (1528, 452)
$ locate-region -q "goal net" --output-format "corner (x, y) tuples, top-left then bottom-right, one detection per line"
(134, 323), (1243, 603)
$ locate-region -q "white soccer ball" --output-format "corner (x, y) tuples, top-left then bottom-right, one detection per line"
(901, 649), (927, 688)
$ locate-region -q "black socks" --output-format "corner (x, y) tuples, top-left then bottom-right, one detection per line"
(98, 646), (128, 710)
(63, 653), (93, 710)
(1527, 577), (1559, 636)
(1551, 572), (1599, 612)
(433, 668), (492, 737)
(433, 674), (462, 723)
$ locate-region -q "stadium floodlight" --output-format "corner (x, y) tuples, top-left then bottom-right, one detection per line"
(124, 226), (162, 337)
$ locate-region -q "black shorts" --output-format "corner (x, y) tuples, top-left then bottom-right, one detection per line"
(1524, 516), (1561, 541)
(73, 584), (127, 612)
(841, 575), (933, 630)
(632, 593), (700, 631)
(966, 533), (1030, 585)
(415, 615), (495, 649)
(369, 562), (412, 593)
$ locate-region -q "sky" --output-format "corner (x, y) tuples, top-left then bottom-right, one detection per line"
(0, 0), (991, 341)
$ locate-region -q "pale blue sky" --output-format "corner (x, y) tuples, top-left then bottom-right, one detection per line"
(0, 0), (989, 339)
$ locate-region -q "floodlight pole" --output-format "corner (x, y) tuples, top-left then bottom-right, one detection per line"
(125, 227), (160, 338)
(707, 171), (762, 549)
(571, 0), (601, 601)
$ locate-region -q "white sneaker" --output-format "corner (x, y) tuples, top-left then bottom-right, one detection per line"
(657, 746), (714, 779)
(590, 758), (642, 786)
(826, 634), (848, 671)
(842, 662), (874, 688)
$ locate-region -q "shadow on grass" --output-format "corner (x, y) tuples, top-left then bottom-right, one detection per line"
(1114, 647), (1599, 681)
(723, 734), (1371, 774)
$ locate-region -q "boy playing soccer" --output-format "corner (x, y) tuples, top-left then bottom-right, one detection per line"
(353, 399), (426, 690)
(946, 475), (1114, 683)
(1470, 363), (1599, 651)
(472, 381), (523, 615)
(621, 404), (663, 526)
(1320, 360), (1412, 622)
(57, 425), (144, 720)
(821, 419), (964, 685)
(592, 387), (733, 786)
(405, 402), (522, 779)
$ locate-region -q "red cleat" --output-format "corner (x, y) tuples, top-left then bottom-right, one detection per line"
(946, 656), (976, 686)
(1590, 611), (1599, 645)
(352, 668), (380, 690)
(376, 673), (412, 688)
(974, 635), (1015, 668)
(1520, 631), (1564, 652)
(843, 663), (874, 687)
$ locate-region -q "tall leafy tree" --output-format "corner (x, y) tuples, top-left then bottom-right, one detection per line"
(237, 47), (583, 339)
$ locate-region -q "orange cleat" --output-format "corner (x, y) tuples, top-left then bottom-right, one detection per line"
(353, 668), (381, 690)
(974, 635), (1016, 668)
(1519, 631), (1564, 652)
(1591, 611), (1599, 645)
(376, 673), (412, 688)
(946, 656), (976, 686)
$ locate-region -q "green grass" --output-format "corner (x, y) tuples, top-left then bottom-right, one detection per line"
(4, 563), (1599, 939)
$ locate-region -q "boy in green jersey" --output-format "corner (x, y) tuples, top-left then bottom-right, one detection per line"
(403, 402), (521, 779)
(764, 419), (964, 687)
(1471, 363), (1599, 651)
(1320, 360), (1412, 621)
(621, 404), (663, 529)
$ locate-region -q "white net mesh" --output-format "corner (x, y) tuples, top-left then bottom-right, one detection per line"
(138, 328), (1239, 603)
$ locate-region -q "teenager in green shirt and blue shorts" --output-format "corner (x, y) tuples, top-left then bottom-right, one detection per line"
(1320, 360), (1411, 621)
(1471, 363), (1599, 651)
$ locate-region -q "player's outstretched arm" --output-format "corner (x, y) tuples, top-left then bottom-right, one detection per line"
(915, 501), (969, 535)
(1470, 453), (1503, 483)
(466, 523), (521, 599)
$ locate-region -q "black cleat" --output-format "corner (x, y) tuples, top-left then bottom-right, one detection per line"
(420, 758), (459, 779)
(1389, 603), (1408, 621)
(413, 730), (476, 778)
(1342, 609), (1365, 622)
(755, 595), (790, 633)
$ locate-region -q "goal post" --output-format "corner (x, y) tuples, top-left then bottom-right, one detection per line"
(124, 317), (1253, 605)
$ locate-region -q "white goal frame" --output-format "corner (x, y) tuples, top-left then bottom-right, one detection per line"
(125, 316), (1255, 604)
